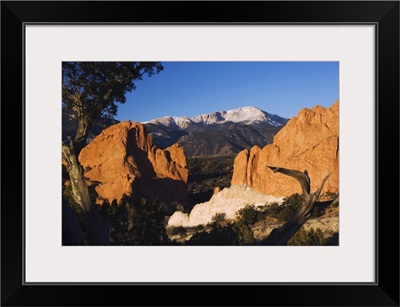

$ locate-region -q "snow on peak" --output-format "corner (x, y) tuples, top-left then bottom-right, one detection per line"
(146, 106), (287, 129)
(223, 106), (267, 123)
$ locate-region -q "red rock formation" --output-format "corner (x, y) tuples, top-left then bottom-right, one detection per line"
(78, 121), (188, 206)
(231, 101), (339, 196)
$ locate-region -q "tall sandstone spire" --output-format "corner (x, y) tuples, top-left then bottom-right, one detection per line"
(231, 101), (339, 196)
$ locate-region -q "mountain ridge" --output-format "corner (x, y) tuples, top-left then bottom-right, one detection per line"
(144, 106), (289, 156)
(144, 106), (287, 129)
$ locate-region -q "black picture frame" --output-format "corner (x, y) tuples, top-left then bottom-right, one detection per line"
(1, 1), (399, 306)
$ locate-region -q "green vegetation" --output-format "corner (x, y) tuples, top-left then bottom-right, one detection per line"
(183, 192), (338, 246)
(186, 222), (239, 245)
(64, 184), (337, 246)
(186, 211), (255, 245)
(170, 226), (187, 237)
(252, 193), (328, 222)
(99, 195), (168, 245)
(222, 194), (307, 228)
(236, 205), (259, 225)
(231, 206), (258, 244)
(271, 193), (303, 221)
(187, 156), (234, 186)
(187, 156), (234, 208)
(194, 224), (204, 232)
(185, 195), (307, 245)
(287, 227), (326, 245)
(63, 62), (163, 148)
(211, 213), (227, 224)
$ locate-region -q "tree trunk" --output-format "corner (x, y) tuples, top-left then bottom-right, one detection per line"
(62, 138), (92, 212)
(62, 137), (109, 245)
(260, 172), (331, 245)
(74, 116), (91, 156)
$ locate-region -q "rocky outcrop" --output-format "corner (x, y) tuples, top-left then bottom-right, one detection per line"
(167, 186), (284, 228)
(78, 121), (188, 206)
(231, 101), (339, 196)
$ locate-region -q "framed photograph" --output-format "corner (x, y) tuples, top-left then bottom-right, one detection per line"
(2, 1), (399, 306)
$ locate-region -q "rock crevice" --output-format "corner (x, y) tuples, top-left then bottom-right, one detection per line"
(231, 101), (339, 196)
(78, 121), (188, 206)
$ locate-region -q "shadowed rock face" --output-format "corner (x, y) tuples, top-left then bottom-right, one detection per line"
(231, 101), (339, 196)
(78, 121), (188, 207)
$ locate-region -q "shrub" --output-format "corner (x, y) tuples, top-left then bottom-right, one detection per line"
(212, 213), (226, 225)
(266, 202), (281, 217)
(278, 194), (303, 221)
(233, 222), (255, 245)
(194, 224), (204, 232)
(99, 195), (169, 245)
(287, 227), (326, 245)
(236, 205), (258, 226)
(260, 194), (304, 222)
(171, 226), (187, 237)
(186, 223), (239, 245)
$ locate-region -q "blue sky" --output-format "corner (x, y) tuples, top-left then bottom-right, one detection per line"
(116, 62), (339, 122)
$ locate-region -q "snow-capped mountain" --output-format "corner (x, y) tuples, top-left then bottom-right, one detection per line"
(145, 106), (287, 130)
(144, 106), (288, 157)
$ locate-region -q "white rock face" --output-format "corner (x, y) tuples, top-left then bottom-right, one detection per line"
(167, 185), (284, 228)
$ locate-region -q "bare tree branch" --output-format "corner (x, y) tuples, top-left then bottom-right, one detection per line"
(260, 170), (331, 245)
(268, 166), (311, 196)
